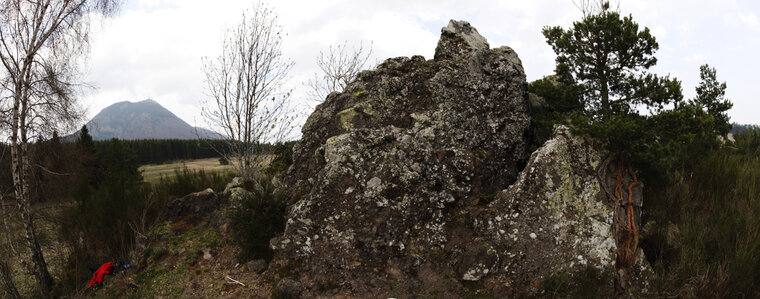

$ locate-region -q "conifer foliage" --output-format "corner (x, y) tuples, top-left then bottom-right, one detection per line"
(542, 2), (682, 120)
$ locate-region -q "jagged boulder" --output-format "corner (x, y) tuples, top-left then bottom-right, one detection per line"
(465, 125), (651, 296)
(271, 20), (650, 297)
(273, 19), (531, 296)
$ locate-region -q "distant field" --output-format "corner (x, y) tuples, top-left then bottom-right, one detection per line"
(140, 157), (233, 183)
(139, 156), (273, 183)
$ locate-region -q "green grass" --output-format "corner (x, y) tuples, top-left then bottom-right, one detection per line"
(673, 151), (760, 296)
(169, 227), (220, 261)
(127, 263), (187, 298)
(645, 132), (760, 297)
(95, 226), (220, 298)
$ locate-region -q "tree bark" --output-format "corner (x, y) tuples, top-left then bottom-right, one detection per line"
(10, 91), (54, 297)
(601, 76), (610, 117)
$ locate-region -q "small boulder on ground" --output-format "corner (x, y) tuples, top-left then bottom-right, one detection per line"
(163, 188), (219, 225)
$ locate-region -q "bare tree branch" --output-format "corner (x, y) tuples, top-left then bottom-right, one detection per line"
(305, 41), (372, 105)
(201, 1), (295, 182)
(573, 0), (619, 17)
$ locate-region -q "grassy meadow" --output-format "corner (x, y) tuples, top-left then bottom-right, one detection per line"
(139, 157), (233, 183)
(139, 156), (276, 183)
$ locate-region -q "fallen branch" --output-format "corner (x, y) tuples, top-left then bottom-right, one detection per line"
(225, 275), (245, 287)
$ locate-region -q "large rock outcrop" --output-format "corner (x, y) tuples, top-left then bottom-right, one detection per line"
(271, 20), (650, 297)
(273, 20), (531, 296)
(465, 125), (651, 296)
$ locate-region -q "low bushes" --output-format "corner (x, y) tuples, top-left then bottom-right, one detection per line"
(228, 176), (286, 262)
(644, 128), (760, 297)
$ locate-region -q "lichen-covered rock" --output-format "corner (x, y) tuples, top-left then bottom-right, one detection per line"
(223, 177), (244, 195)
(434, 20), (489, 61)
(271, 20), (650, 297)
(466, 125), (651, 296)
(273, 19), (531, 297)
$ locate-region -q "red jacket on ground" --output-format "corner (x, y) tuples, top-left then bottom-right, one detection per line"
(89, 262), (114, 288)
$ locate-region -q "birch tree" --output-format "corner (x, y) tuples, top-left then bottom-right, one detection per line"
(201, 2), (295, 181)
(0, 0), (120, 295)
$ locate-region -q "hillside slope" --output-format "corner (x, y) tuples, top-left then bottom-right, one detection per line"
(85, 188), (271, 298)
(76, 99), (218, 140)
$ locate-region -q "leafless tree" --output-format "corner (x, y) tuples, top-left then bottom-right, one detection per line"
(201, 2), (295, 182)
(306, 41), (372, 104)
(0, 0), (121, 295)
(573, 0), (620, 16)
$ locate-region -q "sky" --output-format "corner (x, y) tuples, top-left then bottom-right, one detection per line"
(78, 0), (760, 135)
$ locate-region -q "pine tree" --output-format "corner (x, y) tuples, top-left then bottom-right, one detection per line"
(693, 64), (733, 136)
(542, 2), (682, 120)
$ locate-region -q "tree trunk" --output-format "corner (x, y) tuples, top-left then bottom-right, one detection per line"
(598, 50), (611, 119)
(1, 195), (25, 299)
(601, 82), (609, 116)
(10, 93), (54, 297)
(0, 258), (22, 299)
(600, 73), (610, 118)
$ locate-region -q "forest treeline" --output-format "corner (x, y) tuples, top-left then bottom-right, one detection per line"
(98, 138), (228, 165)
(95, 138), (295, 166)
(730, 122), (759, 134)
(92, 135), (296, 166)
(0, 125), (296, 204)
(0, 125), (294, 296)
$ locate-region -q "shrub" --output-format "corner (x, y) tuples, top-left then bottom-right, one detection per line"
(643, 138), (760, 297)
(265, 141), (294, 176)
(154, 166), (235, 198)
(58, 139), (150, 292)
(674, 150), (760, 296)
(228, 177), (285, 262)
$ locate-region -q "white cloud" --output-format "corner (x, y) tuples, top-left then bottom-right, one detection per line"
(76, 0), (760, 133)
(651, 25), (667, 40)
(684, 53), (707, 63)
(738, 12), (759, 27)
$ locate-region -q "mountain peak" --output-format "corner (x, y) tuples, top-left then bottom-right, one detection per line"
(138, 98), (158, 104)
(77, 99), (216, 140)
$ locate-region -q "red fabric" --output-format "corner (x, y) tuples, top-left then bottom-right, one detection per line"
(89, 262), (114, 288)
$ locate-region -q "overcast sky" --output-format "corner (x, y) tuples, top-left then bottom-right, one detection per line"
(79, 0), (760, 135)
